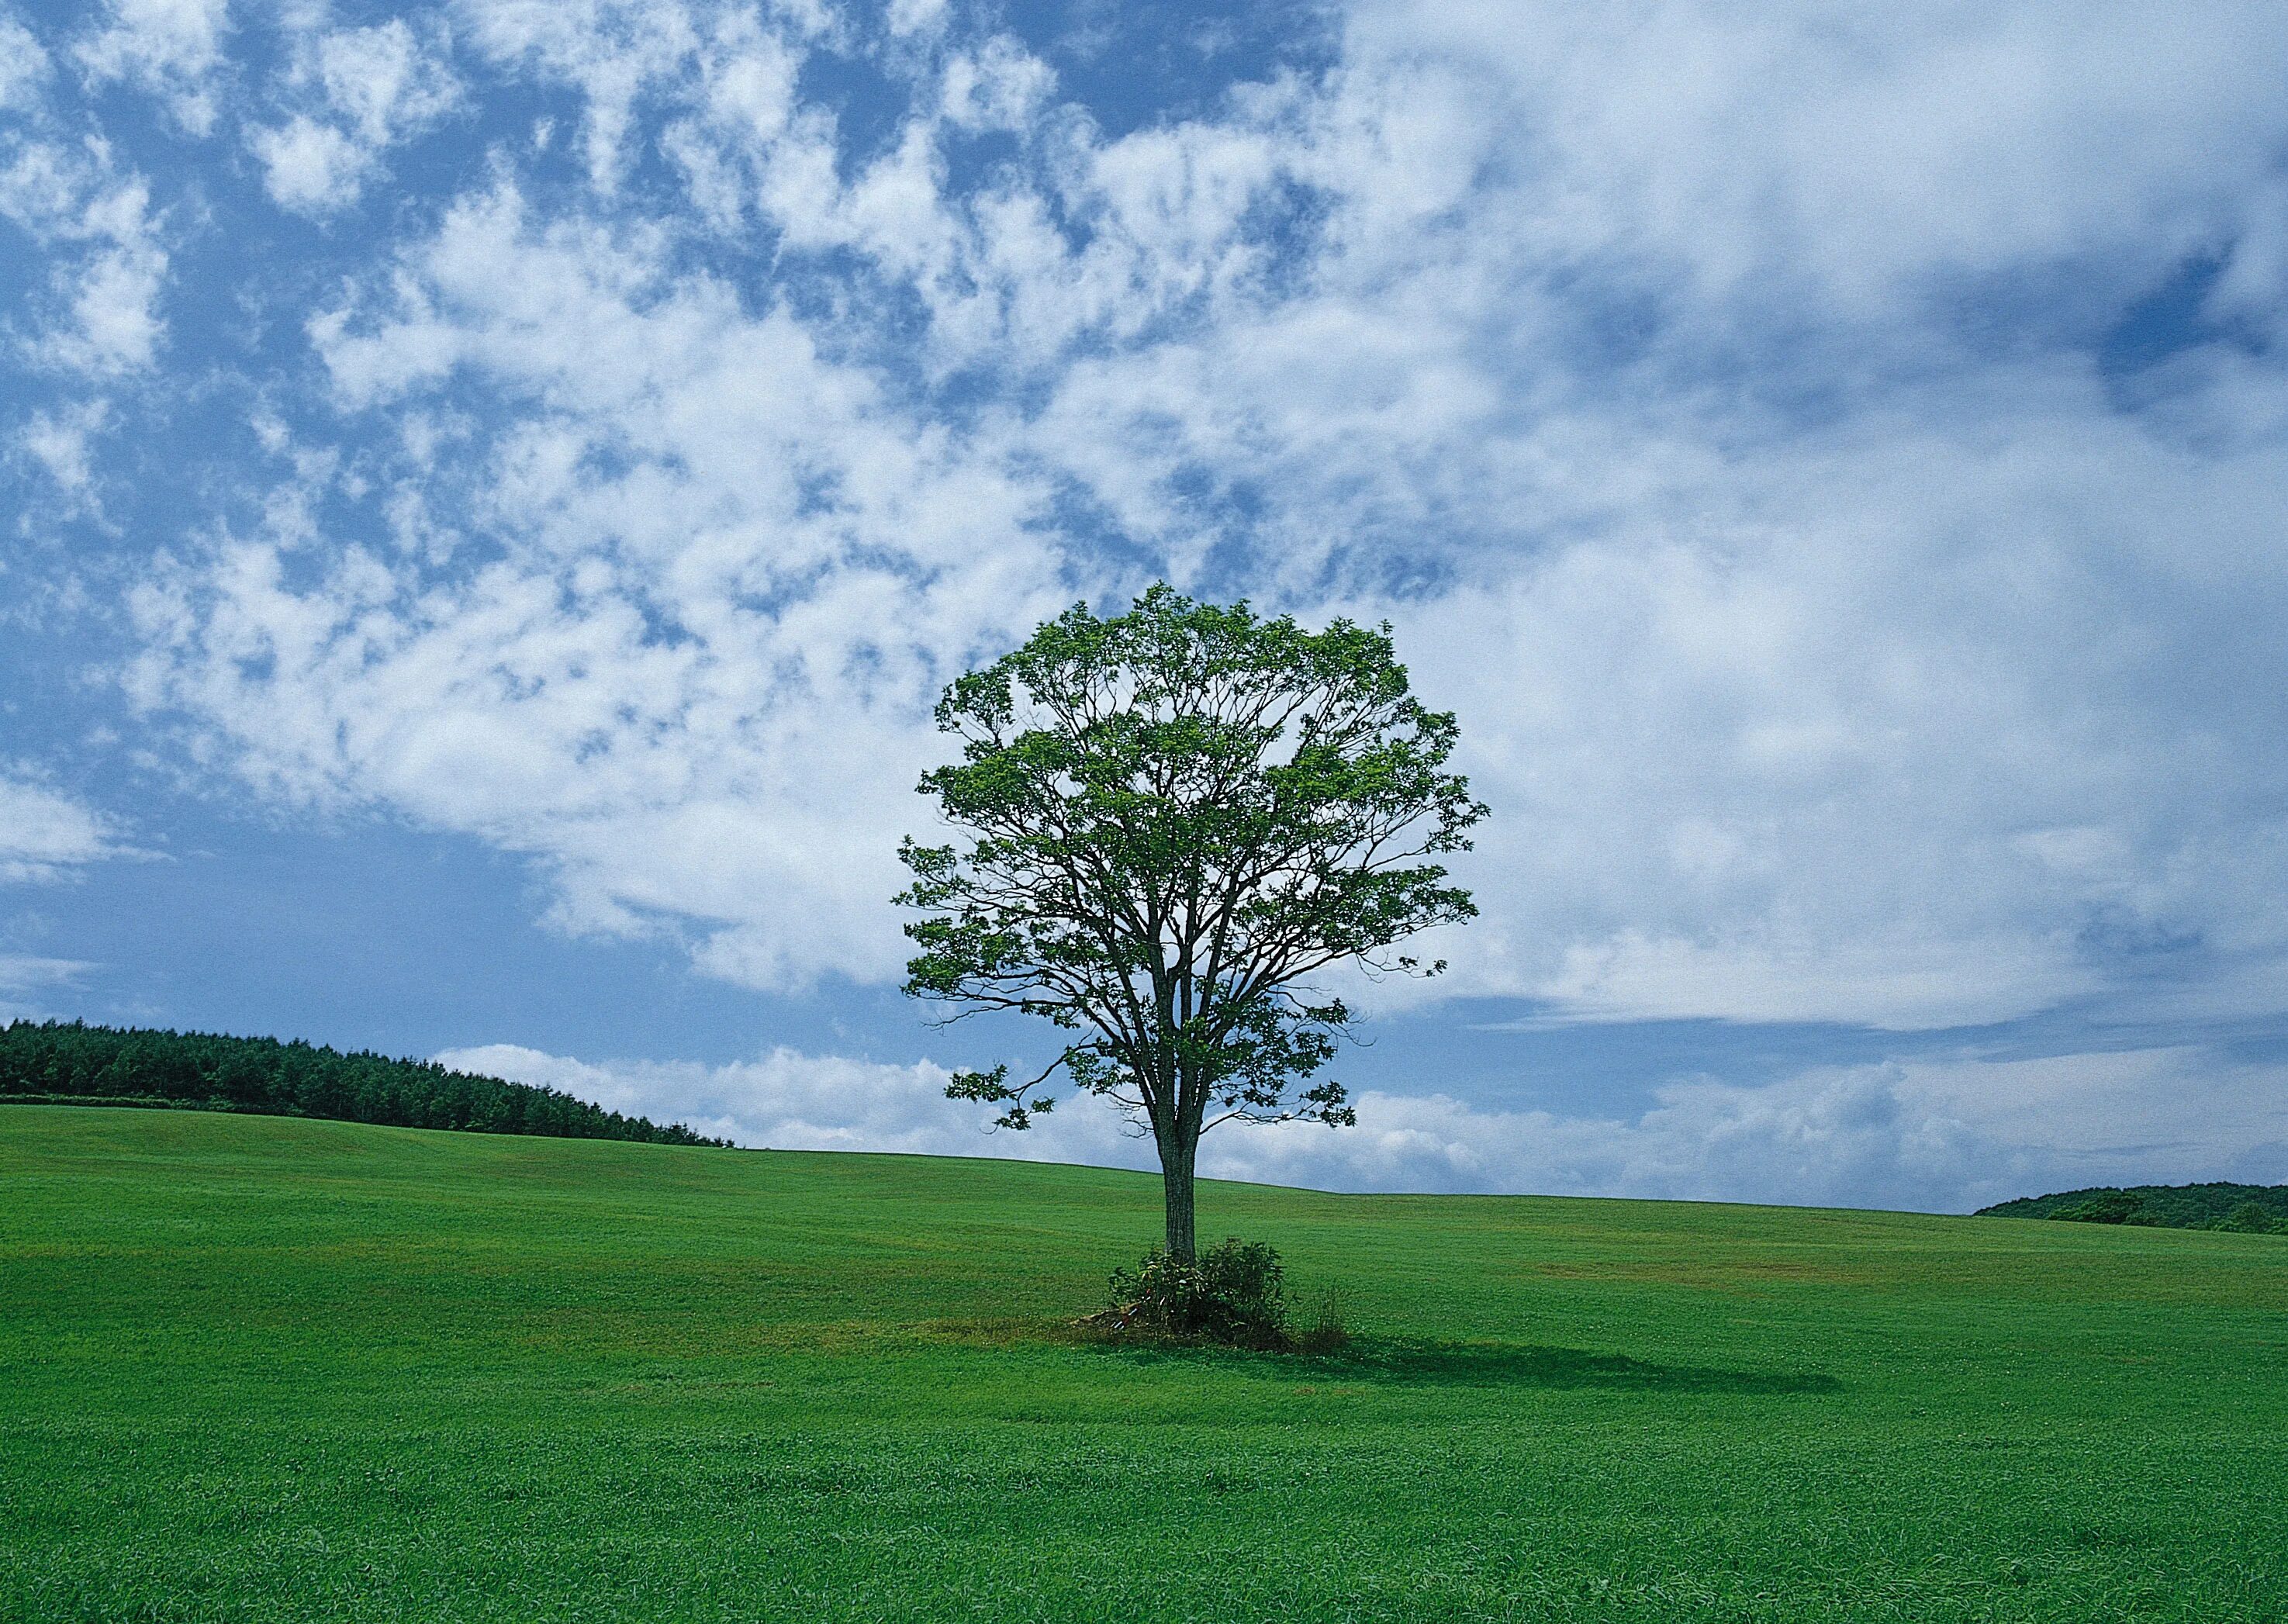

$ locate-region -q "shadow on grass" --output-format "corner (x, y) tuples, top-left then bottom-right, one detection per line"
(1081, 1335), (1841, 1395)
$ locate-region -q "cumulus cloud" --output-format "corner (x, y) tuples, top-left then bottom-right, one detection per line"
(249, 116), (360, 213)
(0, 15), (50, 113)
(1208, 1049), (2288, 1211)
(251, 17), (460, 213)
(453, 0), (714, 192)
(0, 952), (94, 1024)
(0, 13), (165, 515)
(85, 0), (2288, 1054)
(54, 237), (168, 375)
(126, 175), (1077, 985)
(1343, 2), (2288, 316)
(438, 1042), (1145, 1164)
(313, 17), (460, 144)
(0, 125), (171, 378)
(18, 399), (109, 497)
(0, 769), (122, 882)
(73, 0), (231, 135)
(443, 1037), (2288, 1213)
(1380, 413), (2288, 1025)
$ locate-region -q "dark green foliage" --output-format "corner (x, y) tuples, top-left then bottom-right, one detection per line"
(1981, 1181), (2288, 1231)
(2208, 1200), (2287, 1235)
(899, 585), (1485, 1256)
(0, 1019), (728, 1145)
(1098, 1239), (1294, 1349)
(2050, 1192), (2156, 1225)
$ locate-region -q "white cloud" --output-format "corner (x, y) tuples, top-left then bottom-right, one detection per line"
(0, 770), (121, 882)
(1529, 934), (2079, 1033)
(1366, 410), (2288, 1026)
(941, 35), (1052, 131)
(453, 0), (710, 191)
(252, 18), (461, 214)
(1339, 1), (2288, 316)
(58, 239), (168, 373)
(437, 1041), (1156, 1166)
(0, 136), (170, 377)
(0, 952), (95, 1024)
(0, 15), (50, 113)
(74, 0), (231, 135)
(442, 1037), (2288, 1213)
(886, 0), (949, 42)
(1206, 1045), (2288, 1211)
(19, 399), (109, 496)
(126, 178), (1078, 987)
(116, 0), (2288, 1043)
(251, 115), (361, 212)
(316, 18), (460, 145)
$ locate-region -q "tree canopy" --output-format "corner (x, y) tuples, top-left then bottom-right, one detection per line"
(899, 585), (1485, 1256)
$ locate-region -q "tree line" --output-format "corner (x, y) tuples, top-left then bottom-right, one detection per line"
(0, 1020), (729, 1147)
(1979, 1181), (2287, 1232)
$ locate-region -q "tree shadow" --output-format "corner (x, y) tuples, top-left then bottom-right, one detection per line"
(1321, 1337), (1840, 1394)
(1087, 1335), (1841, 1395)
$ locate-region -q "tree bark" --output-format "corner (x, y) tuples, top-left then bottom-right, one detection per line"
(1160, 1132), (1198, 1261)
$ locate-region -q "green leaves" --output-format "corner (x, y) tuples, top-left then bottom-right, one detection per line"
(897, 585), (1486, 1148)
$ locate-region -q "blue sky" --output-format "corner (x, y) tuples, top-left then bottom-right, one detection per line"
(5, 0), (2288, 1211)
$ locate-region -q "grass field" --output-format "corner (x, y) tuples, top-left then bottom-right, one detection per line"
(3, 1105), (2285, 1622)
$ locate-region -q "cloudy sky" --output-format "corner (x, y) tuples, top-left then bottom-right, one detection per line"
(5, 0), (2287, 1212)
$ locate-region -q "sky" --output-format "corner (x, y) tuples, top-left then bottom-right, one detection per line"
(5, 0), (2288, 1213)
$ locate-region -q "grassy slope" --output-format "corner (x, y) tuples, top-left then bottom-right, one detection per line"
(2, 1107), (2284, 1623)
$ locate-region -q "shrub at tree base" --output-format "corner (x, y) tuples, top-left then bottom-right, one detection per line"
(1085, 1239), (1346, 1353)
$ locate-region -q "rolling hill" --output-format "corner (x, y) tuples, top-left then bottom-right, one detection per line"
(4, 1105), (2284, 1622)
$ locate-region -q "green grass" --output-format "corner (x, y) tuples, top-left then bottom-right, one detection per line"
(4, 1106), (2285, 1622)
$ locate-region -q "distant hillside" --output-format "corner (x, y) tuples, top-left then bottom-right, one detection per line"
(0, 1020), (728, 1147)
(1978, 1182), (2288, 1232)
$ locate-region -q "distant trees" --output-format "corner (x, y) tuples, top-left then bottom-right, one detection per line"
(899, 586), (1485, 1259)
(0, 1021), (728, 1147)
(1980, 1182), (2288, 1232)
(2048, 1191), (2152, 1225)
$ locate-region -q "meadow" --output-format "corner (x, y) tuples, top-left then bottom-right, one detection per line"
(3, 1104), (2284, 1622)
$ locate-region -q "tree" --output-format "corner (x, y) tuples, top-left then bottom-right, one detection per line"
(898, 586), (1487, 1259)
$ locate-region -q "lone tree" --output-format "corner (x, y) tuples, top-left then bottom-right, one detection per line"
(898, 586), (1486, 1260)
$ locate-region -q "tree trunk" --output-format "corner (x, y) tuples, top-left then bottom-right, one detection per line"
(1160, 1132), (1198, 1262)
